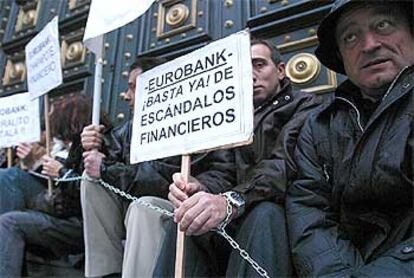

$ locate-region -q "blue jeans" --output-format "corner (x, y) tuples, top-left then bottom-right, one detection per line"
(0, 167), (44, 214)
(0, 211), (83, 277)
(0, 168), (83, 277)
(154, 202), (292, 277)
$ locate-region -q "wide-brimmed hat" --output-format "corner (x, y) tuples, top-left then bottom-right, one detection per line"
(315, 0), (413, 75)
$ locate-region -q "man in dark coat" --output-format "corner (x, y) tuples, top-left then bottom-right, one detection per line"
(153, 39), (323, 277)
(286, 0), (414, 276)
(80, 57), (235, 277)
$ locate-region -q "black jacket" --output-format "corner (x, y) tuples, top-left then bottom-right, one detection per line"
(100, 120), (235, 199)
(232, 78), (323, 210)
(286, 66), (414, 276)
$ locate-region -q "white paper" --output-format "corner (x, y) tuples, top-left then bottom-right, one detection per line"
(83, 0), (155, 57)
(0, 93), (41, 148)
(26, 16), (62, 99)
(130, 30), (253, 163)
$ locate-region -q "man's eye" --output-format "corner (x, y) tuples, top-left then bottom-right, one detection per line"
(343, 33), (357, 44)
(376, 19), (391, 31)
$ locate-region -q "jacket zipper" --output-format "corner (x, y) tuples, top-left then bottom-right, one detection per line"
(381, 66), (409, 102)
(336, 97), (364, 132)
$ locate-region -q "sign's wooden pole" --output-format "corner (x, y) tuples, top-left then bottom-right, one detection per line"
(44, 94), (53, 196)
(175, 154), (191, 278)
(7, 148), (12, 168)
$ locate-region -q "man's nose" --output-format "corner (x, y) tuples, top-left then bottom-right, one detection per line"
(361, 32), (382, 53)
(124, 90), (131, 101)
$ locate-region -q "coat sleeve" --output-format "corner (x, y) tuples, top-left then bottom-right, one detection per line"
(101, 157), (181, 199)
(193, 150), (236, 194)
(232, 93), (323, 210)
(286, 117), (363, 277)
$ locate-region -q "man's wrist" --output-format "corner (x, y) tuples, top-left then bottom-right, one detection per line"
(221, 191), (245, 219)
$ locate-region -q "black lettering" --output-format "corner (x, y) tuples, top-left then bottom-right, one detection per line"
(225, 108), (235, 123)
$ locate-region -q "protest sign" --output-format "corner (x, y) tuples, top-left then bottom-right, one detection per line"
(0, 93), (40, 148)
(26, 16), (62, 99)
(130, 30), (253, 163)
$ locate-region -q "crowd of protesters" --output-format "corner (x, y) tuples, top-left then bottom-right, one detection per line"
(1, 0), (413, 277)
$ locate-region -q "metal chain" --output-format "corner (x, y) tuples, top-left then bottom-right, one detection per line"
(94, 178), (174, 217)
(216, 228), (271, 278)
(28, 171), (270, 277)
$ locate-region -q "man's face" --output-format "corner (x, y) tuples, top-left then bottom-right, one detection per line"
(336, 6), (414, 98)
(251, 44), (285, 107)
(124, 67), (143, 111)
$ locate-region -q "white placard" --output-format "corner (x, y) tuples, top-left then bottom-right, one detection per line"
(26, 16), (62, 99)
(83, 0), (155, 57)
(131, 30), (253, 163)
(0, 93), (41, 148)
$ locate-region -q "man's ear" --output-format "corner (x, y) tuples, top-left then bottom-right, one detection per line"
(277, 62), (286, 81)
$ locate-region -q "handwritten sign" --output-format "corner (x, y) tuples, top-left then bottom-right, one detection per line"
(26, 16), (62, 99)
(0, 93), (40, 148)
(130, 30), (253, 163)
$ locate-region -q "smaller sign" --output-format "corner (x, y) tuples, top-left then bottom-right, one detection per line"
(0, 93), (41, 148)
(26, 16), (62, 99)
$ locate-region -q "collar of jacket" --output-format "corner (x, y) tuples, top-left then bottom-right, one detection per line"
(254, 77), (293, 115)
(322, 66), (413, 120)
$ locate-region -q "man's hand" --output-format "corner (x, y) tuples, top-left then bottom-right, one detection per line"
(168, 172), (204, 208)
(174, 192), (228, 236)
(41, 155), (63, 177)
(83, 150), (106, 178)
(81, 124), (105, 151)
(16, 143), (34, 159)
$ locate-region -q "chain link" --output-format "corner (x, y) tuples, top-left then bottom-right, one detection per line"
(27, 171), (270, 277)
(216, 228), (271, 278)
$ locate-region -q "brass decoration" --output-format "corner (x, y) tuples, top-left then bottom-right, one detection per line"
(116, 113), (125, 120)
(3, 60), (26, 86)
(278, 36), (318, 53)
(15, 1), (40, 32)
(65, 42), (84, 61)
(308, 28), (316, 36)
(166, 3), (189, 27)
(68, 0), (90, 11)
(61, 35), (86, 69)
(260, 7), (268, 13)
(286, 53), (321, 85)
(224, 0), (233, 8)
(281, 0), (289, 5)
(157, 0), (197, 39)
(224, 20), (234, 29)
(278, 36), (337, 93)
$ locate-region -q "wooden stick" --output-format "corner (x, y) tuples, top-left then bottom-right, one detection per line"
(44, 95), (53, 196)
(7, 148), (13, 168)
(92, 57), (103, 125)
(175, 154), (191, 278)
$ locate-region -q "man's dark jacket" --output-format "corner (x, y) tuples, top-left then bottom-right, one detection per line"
(100, 120), (235, 199)
(232, 78), (323, 210)
(287, 66), (414, 277)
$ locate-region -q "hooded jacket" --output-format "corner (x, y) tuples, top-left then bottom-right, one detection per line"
(232, 78), (324, 210)
(287, 66), (414, 276)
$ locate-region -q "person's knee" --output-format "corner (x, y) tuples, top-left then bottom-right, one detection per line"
(0, 212), (21, 234)
(248, 201), (284, 221)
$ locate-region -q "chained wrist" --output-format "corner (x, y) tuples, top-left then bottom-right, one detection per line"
(217, 194), (233, 230)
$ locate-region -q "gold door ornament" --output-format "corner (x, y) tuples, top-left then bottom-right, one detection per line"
(15, 1), (40, 32)
(286, 53), (321, 85)
(157, 0), (197, 39)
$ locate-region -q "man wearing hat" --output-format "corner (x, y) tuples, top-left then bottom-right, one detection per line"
(286, 0), (414, 276)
